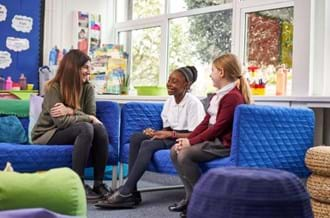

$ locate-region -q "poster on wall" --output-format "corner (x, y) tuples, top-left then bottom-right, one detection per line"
(73, 11), (101, 56)
(0, 0), (43, 91)
(89, 14), (101, 54)
(77, 11), (89, 54)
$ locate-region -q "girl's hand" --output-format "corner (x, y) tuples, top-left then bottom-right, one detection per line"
(143, 128), (155, 137)
(88, 115), (102, 125)
(151, 130), (172, 140)
(174, 138), (191, 153)
(50, 103), (73, 117)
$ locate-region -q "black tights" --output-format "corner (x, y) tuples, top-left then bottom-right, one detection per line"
(121, 132), (175, 194)
(48, 122), (109, 184)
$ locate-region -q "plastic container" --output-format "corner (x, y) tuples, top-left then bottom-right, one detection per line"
(135, 86), (167, 96)
(276, 68), (287, 96)
(19, 73), (27, 90)
(49, 47), (58, 66)
(5, 76), (13, 90)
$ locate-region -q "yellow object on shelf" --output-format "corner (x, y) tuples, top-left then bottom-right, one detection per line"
(251, 87), (265, 96)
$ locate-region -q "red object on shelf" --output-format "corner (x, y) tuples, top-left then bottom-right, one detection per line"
(248, 65), (259, 72)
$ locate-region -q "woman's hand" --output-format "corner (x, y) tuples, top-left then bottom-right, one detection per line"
(151, 130), (172, 140)
(174, 138), (191, 153)
(50, 103), (73, 117)
(88, 115), (102, 125)
(143, 128), (155, 137)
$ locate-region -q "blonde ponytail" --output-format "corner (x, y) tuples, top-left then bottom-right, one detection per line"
(238, 76), (253, 104)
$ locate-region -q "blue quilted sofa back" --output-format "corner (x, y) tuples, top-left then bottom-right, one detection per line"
(120, 102), (163, 163)
(0, 101), (120, 172)
(205, 105), (315, 177)
(120, 103), (315, 177)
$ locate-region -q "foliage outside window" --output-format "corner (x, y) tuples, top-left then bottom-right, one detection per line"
(168, 10), (232, 95)
(115, 0), (294, 96)
(118, 27), (161, 87)
(245, 7), (293, 96)
(169, 0), (232, 13)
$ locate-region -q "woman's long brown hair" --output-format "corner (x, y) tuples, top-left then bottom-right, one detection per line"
(46, 49), (90, 109)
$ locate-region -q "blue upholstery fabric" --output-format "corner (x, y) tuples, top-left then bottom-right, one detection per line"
(95, 101), (120, 165)
(0, 101), (120, 172)
(229, 105), (314, 177)
(120, 102), (163, 163)
(120, 103), (315, 177)
(0, 116), (27, 144)
(188, 167), (313, 218)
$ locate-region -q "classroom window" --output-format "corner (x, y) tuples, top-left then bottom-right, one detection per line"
(116, 0), (165, 22)
(168, 10), (232, 95)
(118, 27), (161, 87)
(168, 0), (231, 13)
(114, 0), (296, 96)
(244, 7), (294, 96)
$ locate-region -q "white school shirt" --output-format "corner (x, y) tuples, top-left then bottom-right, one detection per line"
(208, 82), (236, 125)
(161, 93), (205, 131)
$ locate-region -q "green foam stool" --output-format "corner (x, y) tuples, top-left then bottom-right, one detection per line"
(0, 168), (86, 217)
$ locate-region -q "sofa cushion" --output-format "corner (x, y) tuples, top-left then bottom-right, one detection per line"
(0, 168), (86, 217)
(0, 116), (27, 144)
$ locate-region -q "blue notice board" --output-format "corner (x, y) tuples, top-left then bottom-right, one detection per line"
(0, 0), (44, 90)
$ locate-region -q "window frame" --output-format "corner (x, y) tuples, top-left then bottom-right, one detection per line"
(113, 0), (311, 97)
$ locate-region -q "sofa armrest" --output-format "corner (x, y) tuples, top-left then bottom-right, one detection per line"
(96, 101), (120, 164)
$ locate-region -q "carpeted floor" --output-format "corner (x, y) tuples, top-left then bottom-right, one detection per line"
(87, 172), (184, 218)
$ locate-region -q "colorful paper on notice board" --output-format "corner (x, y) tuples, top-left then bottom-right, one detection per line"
(0, 0), (43, 90)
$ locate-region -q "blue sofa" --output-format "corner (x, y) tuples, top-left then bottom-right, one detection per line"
(0, 101), (120, 188)
(120, 102), (315, 178)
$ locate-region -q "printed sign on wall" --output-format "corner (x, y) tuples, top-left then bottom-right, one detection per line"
(0, 0), (43, 90)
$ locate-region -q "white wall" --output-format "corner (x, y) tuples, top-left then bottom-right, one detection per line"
(43, 0), (115, 64)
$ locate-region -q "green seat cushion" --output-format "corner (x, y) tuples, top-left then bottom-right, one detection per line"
(0, 168), (86, 217)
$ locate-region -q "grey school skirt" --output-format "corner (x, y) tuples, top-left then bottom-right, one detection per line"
(198, 138), (231, 157)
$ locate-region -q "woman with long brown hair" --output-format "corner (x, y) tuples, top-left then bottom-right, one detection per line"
(32, 49), (110, 201)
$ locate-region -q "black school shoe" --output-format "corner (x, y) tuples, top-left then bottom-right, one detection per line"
(94, 190), (136, 209)
(84, 184), (102, 202)
(93, 183), (113, 198)
(168, 199), (188, 212)
(133, 191), (142, 205)
(180, 209), (187, 218)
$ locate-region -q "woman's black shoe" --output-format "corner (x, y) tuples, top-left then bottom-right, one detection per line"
(133, 191), (142, 205)
(94, 190), (136, 209)
(168, 200), (187, 212)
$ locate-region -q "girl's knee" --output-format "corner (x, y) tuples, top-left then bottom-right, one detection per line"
(176, 149), (192, 165)
(130, 132), (147, 144)
(140, 140), (156, 152)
